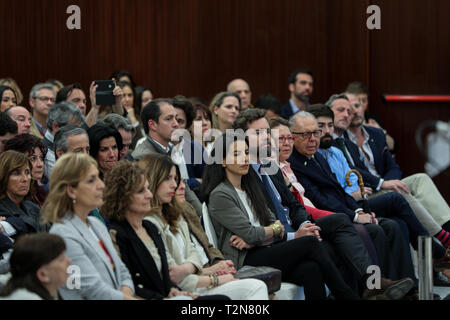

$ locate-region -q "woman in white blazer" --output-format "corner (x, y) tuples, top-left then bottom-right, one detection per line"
(42, 153), (136, 300)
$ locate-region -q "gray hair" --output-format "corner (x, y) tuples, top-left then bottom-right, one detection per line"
(54, 125), (88, 153)
(98, 113), (135, 137)
(324, 93), (349, 108)
(47, 102), (84, 133)
(288, 111), (316, 130)
(29, 83), (56, 99)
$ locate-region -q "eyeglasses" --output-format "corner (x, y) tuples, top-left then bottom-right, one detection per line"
(28, 155), (45, 163)
(278, 135), (294, 143)
(35, 96), (56, 103)
(291, 129), (322, 140)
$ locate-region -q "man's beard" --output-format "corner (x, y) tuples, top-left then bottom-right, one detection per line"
(350, 116), (364, 128)
(320, 135), (333, 149)
(294, 92), (310, 104)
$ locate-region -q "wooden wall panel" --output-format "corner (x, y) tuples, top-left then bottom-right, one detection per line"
(1, 0), (448, 200)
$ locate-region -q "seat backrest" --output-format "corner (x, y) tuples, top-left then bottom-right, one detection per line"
(202, 202), (218, 248)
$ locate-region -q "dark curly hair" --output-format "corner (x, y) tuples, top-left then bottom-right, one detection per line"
(4, 133), (48, 159)
(100, 161), (146, 221)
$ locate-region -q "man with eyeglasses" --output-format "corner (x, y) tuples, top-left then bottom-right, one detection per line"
(28, 83), (56, 139)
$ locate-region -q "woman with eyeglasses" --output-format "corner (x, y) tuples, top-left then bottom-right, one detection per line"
(268, 118), (333, 220)
(0, 150), (48, 235)
(4, 134), (49, 207)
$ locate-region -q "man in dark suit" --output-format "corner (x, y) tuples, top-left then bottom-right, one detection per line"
(131, 98), (203, 217)
(287, 110), (417, 285)
(327, 93), (450, 250)
(232, 108), (415, 299)
(280, 69), (314, 120)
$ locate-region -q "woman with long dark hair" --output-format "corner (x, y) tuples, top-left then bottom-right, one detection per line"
(201, 132), (360, 300)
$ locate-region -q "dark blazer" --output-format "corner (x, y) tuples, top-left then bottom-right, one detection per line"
(0, 197), (48, 233)
(109, 218), (177, 300)
(288, 148), (360, 220)
(280, 102), (295, 120)
(184, 140), (206, 196)
(344, 126), (402, 181)
(250, 164), (309, 230)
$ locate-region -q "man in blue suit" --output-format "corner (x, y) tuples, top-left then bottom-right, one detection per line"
(280, 69), (314, 120)
(287, 111), (418, 284)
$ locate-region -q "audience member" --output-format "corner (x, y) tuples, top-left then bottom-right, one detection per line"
(98, 113), (135, 161)
(43, 102), (85, 178)
(103, 161), (228, 300)
(54, 125), (90, 160)
(0, 233), (71, 300)
(254, 93), (282, 119)
(327, 94), (450, 248)
(0, 113), (18, 154)
(87, 124), (122, 180)
(209, 92), (241, 132)
(202, 132), (362, 300)
(190, 103), (213, 153)
(0, 85), (17, 112)
(140, 154), (270, 300)
(4, 134), (49, 207)
(227, 79), (253, 110)
(132, 86), (153, 148)
(5, 106), (32, 134)
(280, 69), (314, 119)
(287, 111), (419, 284)
(0, 78), (23, 105)
(116, 80), (139, 130)
(231, 109), (415, 299)
(28, 83), (56, 138)
(42, 153), (136, 300)
(110, 69), (136, 88)
(0, 151), (47, 233)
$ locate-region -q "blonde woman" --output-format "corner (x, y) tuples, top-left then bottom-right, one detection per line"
(42, 153), (136, 300)
(209, 92), (241, 132)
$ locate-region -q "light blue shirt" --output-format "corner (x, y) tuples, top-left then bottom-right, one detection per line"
(318, 146), (359, 195)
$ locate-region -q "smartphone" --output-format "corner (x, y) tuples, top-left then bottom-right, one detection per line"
(95, 80), (115, 106)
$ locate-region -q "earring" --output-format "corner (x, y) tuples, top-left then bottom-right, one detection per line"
(73, 199), (77, 204)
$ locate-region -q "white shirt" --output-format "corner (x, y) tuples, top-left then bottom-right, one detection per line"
(171, 139), (190, 180)
(235, 188), (261, 227)
(346, 128), (379, 178)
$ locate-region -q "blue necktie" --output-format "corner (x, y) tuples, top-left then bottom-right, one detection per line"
(260, 173), (295, 232)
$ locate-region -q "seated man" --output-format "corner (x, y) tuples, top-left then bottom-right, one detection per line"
(232, 108), (415, 299)
(5, 106), (31, 134)
(306, 104), (448, 263)
(327, 93), (450, 250)
(287, 110), (418, 284)
(226, 79), (253, 110)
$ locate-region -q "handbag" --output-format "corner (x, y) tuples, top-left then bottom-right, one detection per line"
(234, 265), (282, 294)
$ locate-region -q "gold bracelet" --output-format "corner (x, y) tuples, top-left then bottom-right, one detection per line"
(270, 223), (282, 238)
(208, 274), (215, 289)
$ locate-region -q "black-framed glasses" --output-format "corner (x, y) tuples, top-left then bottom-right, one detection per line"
(291, 129), (322, 140)
(35, 96), (56, 103)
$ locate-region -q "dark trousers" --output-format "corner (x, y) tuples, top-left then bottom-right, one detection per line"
(243, 235), (360, 300)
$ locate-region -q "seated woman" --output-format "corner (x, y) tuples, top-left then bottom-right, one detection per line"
(138, 154), (269, 300)
(209, 92), (241, 133)
(190, 103), (214, 155)
(201, 132), (360, 300)
(0, 233), (71, 300)
(0, 85), (17, 112)
(42, 153), (136, 300)
(102, 161), (228, 300)
(4, 134), (49, 207)
(87, 124), (123, 180)
(0, 150), (47, 234)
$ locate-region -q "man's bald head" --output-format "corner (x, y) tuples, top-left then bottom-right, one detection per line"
(227, 78), (252, 110)
(6, 106), (32, 134)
